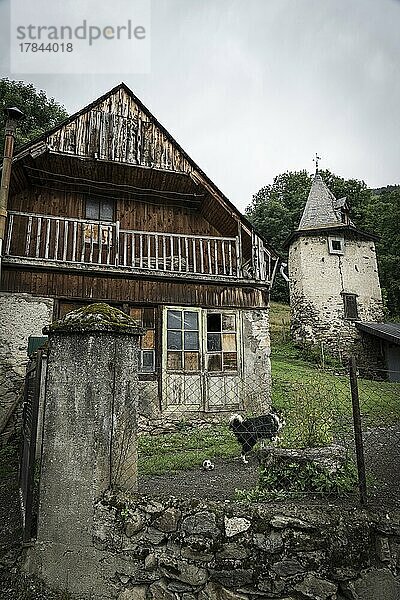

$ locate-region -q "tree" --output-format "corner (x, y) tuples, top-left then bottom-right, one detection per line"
(0, 78), (68, 155)
(360, 186), (400, 318)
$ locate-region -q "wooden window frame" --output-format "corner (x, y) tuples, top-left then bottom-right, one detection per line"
(164, 307), (202, 373)
(205, 310), (240, 374)
(342, 293), (359, 320)
(129, 306), (157, 374)
(84, 198), (114, 244)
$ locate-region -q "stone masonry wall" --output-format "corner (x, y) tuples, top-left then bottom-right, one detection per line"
(0, 292), (53, 435)
(288, 235), (384, 366)
(47, 493), (400, 600)
(242, 309), (272, 414)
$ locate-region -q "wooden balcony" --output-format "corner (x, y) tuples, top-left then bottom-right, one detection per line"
(4, 211), (276, 285)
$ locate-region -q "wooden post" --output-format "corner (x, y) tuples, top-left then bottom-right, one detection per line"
(349, 356), (368, 505)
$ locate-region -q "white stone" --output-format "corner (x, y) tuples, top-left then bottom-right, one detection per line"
(224, 516), (251, 537)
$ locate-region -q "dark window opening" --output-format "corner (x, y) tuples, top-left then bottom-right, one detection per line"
(343, 294), (359, 320)
(331, 240), (342, 251)
(207, 313), (221, 332)
(85, 198), (114, 222)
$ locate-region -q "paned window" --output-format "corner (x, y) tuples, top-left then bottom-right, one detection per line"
(206, 312), (238, 372)
(84, 198), (114, 243)
(130, 307), (156, 373)
(166, 309), (200, 372)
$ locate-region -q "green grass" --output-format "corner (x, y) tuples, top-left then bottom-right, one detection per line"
(138, 303), (400, 476)
(138, 426), (238, 476)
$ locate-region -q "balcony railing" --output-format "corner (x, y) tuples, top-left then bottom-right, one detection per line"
(4, 211), (274, 283)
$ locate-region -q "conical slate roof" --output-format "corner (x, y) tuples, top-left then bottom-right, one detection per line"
(298, 174), (353, 230)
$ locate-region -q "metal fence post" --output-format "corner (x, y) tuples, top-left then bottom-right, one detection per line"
(349, 356), (367, 505)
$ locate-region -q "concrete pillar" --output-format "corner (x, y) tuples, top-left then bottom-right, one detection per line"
(26, 303), (143, 597)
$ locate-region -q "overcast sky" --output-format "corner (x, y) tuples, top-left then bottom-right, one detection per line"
(1, 0), (399, 211)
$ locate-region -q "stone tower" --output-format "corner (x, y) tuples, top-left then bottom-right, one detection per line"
(287, 172), (384, 363)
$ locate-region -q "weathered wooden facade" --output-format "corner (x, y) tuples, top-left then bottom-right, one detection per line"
(1, 83), (278, 423)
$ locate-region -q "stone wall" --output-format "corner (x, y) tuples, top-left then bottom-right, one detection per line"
(242, 309), (271, 414)
(31, 492), (400, 599)
(0, 292), (53, 437)
(288, 235), (384, 366)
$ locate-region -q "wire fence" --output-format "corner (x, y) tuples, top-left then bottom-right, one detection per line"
(137, 361), (400, 506)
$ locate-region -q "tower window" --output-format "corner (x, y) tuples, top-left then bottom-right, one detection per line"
(343, 293), (359, 320)
(328, 236), (344, 255)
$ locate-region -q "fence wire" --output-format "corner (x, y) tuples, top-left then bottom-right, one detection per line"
(136, 364), (400, 506)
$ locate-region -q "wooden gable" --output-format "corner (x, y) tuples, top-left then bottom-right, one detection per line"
(44, 85), (192, 173)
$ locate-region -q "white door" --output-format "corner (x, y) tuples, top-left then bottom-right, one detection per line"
(162, 307), (243, 414)
(162, 307), (203, 413)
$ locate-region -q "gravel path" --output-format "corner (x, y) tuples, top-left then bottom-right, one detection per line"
(139, 454), (260, 500)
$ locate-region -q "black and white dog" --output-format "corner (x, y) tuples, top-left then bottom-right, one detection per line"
(229, 408), (285, 464)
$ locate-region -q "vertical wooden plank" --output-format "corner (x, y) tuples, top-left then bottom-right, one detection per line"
(63, 220), (68, 261)
(178, 237), (182, 272)
(106, 226), (112, 265)
(155, 233), (159, 270)
(123, 232), (127, 267)
(5, 213), (14, 255)
(147, 233), (151, 269)
(139, 234), (143, 268)
(200, 239), (204, 274)
(214, 240), (219, 275)
(207, 240), (212, 274)
(184, 237), (189, 272)
(236, 231), (242, 278)
(169, 236), (174, 271)
(192, 239), (197, 273)
(80, 223), (86, 262)
(89, 225), (94, 263)
(131, 232), (135, 267)
(228, 241), (233, 276)
(44, 218), (51, 259)
(72, 221), (77, 262)
(98, 224), (103, 264)
(35, 217), (42, 258)
(115, 221), (120, 267)
(54, 219), (60, 260)
(25, 216), (33, 257)
(222, 241), (226, 275)
(163, 235), (167, 270)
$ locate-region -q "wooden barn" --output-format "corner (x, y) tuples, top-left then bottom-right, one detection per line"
(0, 83), (278, 427)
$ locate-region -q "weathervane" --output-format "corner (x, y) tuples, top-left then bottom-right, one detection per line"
(313, 153), (321, 174)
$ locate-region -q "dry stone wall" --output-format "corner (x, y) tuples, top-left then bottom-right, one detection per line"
(88, 494), (400, 600)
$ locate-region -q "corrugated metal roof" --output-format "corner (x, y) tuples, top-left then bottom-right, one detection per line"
(356, 322), (400, 346)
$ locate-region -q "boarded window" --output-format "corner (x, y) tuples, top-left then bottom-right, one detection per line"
(129, 307), (156, 372)
(343, 294), (359, 320)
